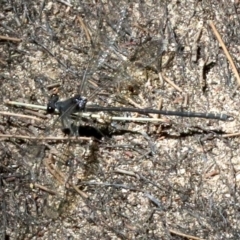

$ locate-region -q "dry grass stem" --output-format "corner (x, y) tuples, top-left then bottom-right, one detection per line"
(162, 75), (183, 92)
(209, 20), (240, 86)
(1, 2), (238, 239)
(0, 111), (42, 121)
(0, 35), (22, 42)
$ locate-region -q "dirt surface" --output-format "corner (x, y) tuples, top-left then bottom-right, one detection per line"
(1, 1), (240, 239)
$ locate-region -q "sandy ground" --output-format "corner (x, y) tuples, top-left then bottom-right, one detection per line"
(0, 1), (240, 239)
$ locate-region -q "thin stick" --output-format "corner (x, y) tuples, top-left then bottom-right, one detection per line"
(72, 185), (89, 199)
(126, 97), (143, 109)
(0, 35), (22, 42)
(156, 98), (163, 119)
(77, 16), (92, 43)
(114, 168), (137, 177)
(222, 132), (240, 138)
(0, 111), (42, 121)
(56, 0), (73, 7)
(34, 183), (57, 195)
(95, 116), (167, 122)
(191, 28), (202, 62)
(46, 83), (61, 89)
(158, 72), (164, 85)
(0, 134), (91, 141)
(24, 109), (48, 119)
(162, 75), (183, 92)
(183, 93), (189, 108)
(169, 229), (205, 240)
(209, 21), (240, 86)
(126, 95), (158, 118)
(5, 100), (47, 110)
(44, 157), (65, 185)
(0, 58), (7, 65)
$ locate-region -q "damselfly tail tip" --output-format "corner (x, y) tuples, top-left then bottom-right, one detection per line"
(225, 115), (234, 121)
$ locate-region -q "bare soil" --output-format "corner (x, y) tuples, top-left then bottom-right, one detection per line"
(1, 1), (240, 239)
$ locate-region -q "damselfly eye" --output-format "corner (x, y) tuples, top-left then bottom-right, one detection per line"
(75, 96), (87, 110)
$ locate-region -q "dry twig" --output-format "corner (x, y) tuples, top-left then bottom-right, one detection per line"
(0, 35), (21, 42)
(209, 21), (240, 86)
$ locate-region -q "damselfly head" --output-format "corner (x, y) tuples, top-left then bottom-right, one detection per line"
(74, 95), (87, 111)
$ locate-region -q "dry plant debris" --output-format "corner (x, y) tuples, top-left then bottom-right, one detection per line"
(0, 1), (240, 239)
